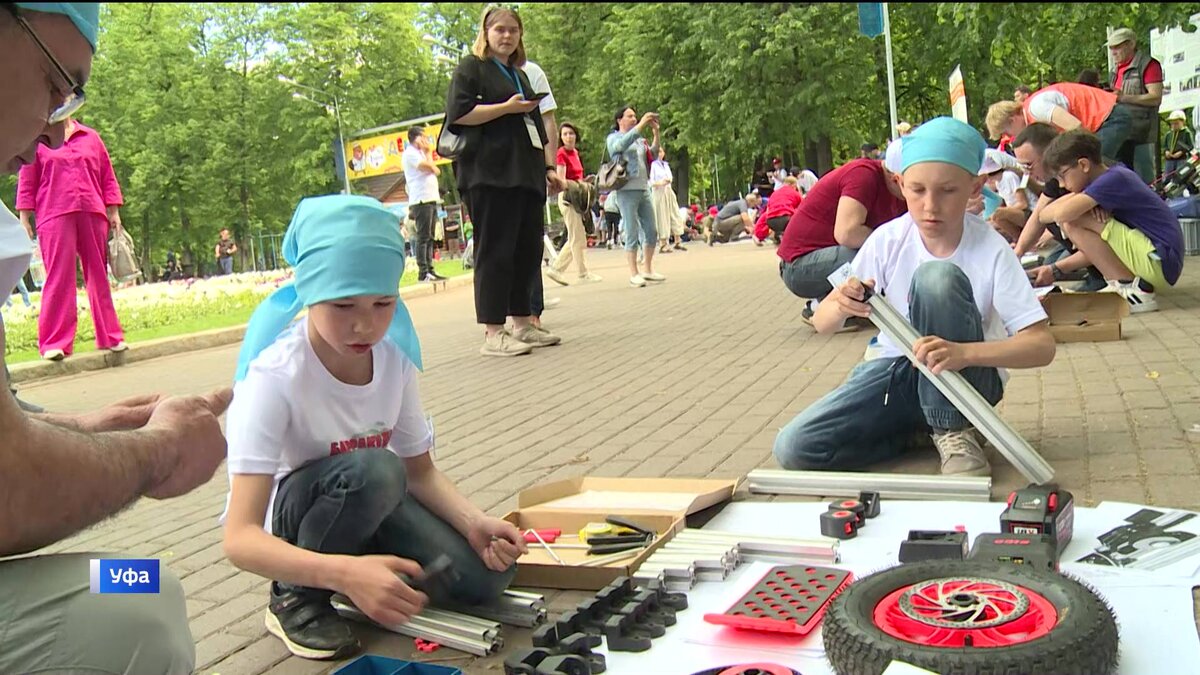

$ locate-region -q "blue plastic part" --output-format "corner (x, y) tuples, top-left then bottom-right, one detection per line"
(331, 654), (465, 675)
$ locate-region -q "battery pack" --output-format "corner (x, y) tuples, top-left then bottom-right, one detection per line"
(967, 533), (1058, 571)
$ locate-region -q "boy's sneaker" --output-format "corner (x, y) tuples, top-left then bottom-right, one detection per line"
(577, 272), (603, 283)
(642, 271), (666, 282)
(932, 428), (991, 476)
(480, 330), (533, 357)
(545, 269), (569, 286)
(266, 587), (360, 660)
(513, 325), (561, 347)
(630, 275), (647, 287)
(800, 300), (816, 327)
(1100, 277), (1158, 314)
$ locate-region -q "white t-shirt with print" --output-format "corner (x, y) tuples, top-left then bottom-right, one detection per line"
(222, 317), (433, 532)
(995, 171), (1035, 209)
(850, 212), (1047, 374)
(402, 145), (440, 204)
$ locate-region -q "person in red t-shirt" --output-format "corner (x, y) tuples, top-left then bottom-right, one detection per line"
(754, 175), (802, 244)
(546, 122), (599, 285)
(776, 141), (907, 327)
(1107, 28), (1164, 184)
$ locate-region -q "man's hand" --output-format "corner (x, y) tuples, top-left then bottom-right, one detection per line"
(337, 555), (428, 626)
(75, 393), (165, 432)
(546, 170), (567, 196)
(833, 277), (875, 319)
(913, 337), (973, 375)
(467, 517), (527, 572)
(1027, 265), (1055, 288)
(143, 387), (233, 499)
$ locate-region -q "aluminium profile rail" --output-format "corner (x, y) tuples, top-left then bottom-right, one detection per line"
(333, 600), (502, 656)
(436, 589), (547, 628)
(825, 263), (1054, 484)
(746, 469), (992, 501)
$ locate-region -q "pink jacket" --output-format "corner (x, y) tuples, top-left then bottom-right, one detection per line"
(16, 122), (123, 222)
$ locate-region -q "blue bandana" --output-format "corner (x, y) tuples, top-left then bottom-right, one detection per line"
(234, 195), (422, 381)
(15, 3), (99, 51)
(900, 116), (986, 176)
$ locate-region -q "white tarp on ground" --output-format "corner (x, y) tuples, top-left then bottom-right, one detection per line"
(596, 500), (1200, 675)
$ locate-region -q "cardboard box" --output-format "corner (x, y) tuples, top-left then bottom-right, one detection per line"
(1043, 292), (1128, 343)
(504, 477), (739, 590)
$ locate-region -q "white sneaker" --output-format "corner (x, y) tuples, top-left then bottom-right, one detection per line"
(513, 325), (561, 347)
(577, 273), (603, 284)
(480, 330), (533, 357)
(43, 349), (65, 361)
(109, 341), (129, 353)
(642, 272), (666, 282)
(543, 297), (561, 310)
(1099, 277), (1158, 314)
(932, 428), (991, 476)
(545, 269), (570, 287)
(630, 275), (647, 287)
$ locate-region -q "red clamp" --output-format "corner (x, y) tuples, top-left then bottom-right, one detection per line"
(414, 638), (440, 653)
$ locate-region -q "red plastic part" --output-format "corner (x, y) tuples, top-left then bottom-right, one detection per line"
(703, 565), (853, 636)
(1048, 492), (1058, 512)
(872, 578), (1058, 648)
(717, 665), (795, 675)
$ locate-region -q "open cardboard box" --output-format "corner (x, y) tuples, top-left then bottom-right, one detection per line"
(1043, 292), (1129, 342)
(504, 477), (739, 590)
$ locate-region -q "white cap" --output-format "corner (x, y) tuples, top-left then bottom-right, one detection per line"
(1168, 110), (1187, 122)
(884, 138), (904, 174)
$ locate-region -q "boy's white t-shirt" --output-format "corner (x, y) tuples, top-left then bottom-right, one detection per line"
(995, 171), (1036, 208)
(222, 318), (433, 533)
(850, 212), (1047, 375)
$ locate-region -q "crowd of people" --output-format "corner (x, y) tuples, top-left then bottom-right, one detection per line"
(0, 3), (1197, 673)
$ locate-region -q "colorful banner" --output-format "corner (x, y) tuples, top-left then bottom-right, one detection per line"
(344, 121), (450, 181)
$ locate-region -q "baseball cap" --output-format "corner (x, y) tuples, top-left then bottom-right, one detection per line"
(1168, 110), (1187, 122)
(1106, 28), (1136, 47)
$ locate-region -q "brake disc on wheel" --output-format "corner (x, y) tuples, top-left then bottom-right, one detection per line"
(822, 560), (1119, 675)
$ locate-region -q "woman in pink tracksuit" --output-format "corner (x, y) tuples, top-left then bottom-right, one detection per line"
(16, 117), (126, 360)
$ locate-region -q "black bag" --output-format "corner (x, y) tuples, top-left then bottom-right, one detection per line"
(437, 58), (483, 160)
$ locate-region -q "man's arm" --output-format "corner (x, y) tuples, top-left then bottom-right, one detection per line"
(542, 109), (557, 170)
(1048, 106), (1084, 131)
(1118, 82), (1163, 108)
(831, 196), (872, 248)
(1014, 193), (1053, 256)
(0, 392), (171, 556)
(1039, 192), (1098, 224)
(416, 158), (441, 176)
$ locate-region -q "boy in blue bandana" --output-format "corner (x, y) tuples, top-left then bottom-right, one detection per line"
(774, 118), (1056, 477)
(221, 195), (527, 660)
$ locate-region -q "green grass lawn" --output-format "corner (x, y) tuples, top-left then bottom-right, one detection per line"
(5, 260), (471, 365)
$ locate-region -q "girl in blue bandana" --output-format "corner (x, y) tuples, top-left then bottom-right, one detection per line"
(220, 195), (527, 661)
(774, 118), (1057, 479)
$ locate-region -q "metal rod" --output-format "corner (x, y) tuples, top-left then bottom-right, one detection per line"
(526, 529), (566, 565)
(826, 263), (1055, 484)
(577, 549), (642, 568)
(333, 601), (500, 656)
(746, 469), (992, 501)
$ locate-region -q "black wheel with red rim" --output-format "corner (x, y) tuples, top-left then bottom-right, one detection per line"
(822, 560), (1118, 675)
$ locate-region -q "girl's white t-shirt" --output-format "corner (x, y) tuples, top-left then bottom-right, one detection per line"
(221, 318), (432, 532)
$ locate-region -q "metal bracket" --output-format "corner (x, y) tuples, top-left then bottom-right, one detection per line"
(826, 264), (1054, 484)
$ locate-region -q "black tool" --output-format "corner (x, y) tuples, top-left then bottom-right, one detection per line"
(898, 530), (969, 562)
(400, 554), (460, 601)
(605, 515), (655, 537)
(602, 613), (653, 652)
(1000, 483), (1074, 556)
(968, 532), (1058, 571)
(859, 490), (881, 518)
(820, 510), (858, 539)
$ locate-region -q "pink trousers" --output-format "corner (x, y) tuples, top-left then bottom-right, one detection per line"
(37, 211), (125, 355)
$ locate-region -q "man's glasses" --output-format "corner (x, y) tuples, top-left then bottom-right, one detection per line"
(9, 6), (86, 123)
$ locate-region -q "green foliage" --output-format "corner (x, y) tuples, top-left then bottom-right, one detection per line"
(5, 2), (1198, 250)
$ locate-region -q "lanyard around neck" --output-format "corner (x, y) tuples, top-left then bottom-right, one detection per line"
(492, 58), (525, 97)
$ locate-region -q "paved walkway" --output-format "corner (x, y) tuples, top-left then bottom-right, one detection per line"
(20, 241), (1200, 674)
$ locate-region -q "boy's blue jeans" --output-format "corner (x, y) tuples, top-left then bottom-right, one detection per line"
(773, 261), (1004, 470)
(273, 448), (515, 605)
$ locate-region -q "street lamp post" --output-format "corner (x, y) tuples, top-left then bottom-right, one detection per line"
(279, 75), (351, 195)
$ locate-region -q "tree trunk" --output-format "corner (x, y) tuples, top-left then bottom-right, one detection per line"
(675, 146), (690, 205)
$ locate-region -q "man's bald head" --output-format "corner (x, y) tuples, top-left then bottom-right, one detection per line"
(0, 6), (95, 174)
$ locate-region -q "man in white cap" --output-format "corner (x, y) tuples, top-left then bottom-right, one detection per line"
(1107, 27), (1164, 184)
(1164, 110), (1194, 181)
(2, 4), (229, 673)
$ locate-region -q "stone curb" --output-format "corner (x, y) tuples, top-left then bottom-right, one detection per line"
(10, 272), (473, 385)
